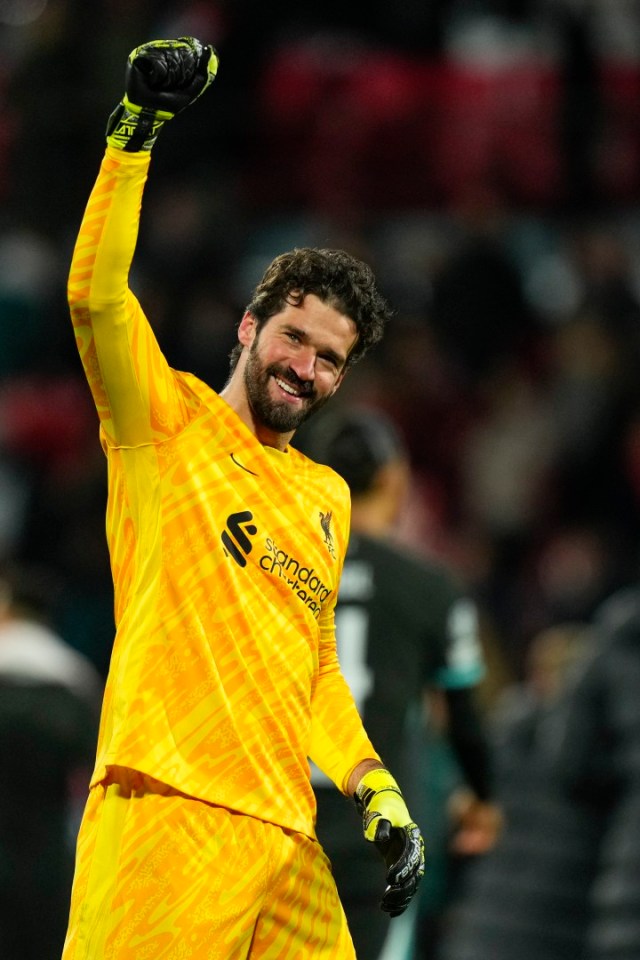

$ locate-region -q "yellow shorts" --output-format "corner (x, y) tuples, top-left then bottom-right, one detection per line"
(62, 767), (355, 959)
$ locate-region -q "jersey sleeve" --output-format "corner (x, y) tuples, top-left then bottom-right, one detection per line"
(308, 501), (381, 793)
(308, 605), (381, 794)
(67, 147), (198, 447)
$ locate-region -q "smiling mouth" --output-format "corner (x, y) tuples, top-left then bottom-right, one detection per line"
(273, 375), (310, 401)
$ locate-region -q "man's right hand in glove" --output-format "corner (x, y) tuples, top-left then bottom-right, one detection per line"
(106, 37), (219, 152)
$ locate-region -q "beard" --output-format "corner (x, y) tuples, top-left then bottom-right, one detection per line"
(243, 342), (331, 433)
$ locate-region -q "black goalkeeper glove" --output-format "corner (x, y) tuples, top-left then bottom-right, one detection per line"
(354, 767), (425, 917)
(106, 37), (219, 152)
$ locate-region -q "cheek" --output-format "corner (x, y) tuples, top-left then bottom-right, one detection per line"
(259, 339), (288, 365)
(250, 338), (281, 372)
(317, 371), (344, 397)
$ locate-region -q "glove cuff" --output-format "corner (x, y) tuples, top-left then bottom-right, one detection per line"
(354, 767), (402, 805)
(355, 768), (412, 841)
(105, 98), (173, 152)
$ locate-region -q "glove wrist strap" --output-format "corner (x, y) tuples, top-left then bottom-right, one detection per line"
(106, 101), (171, 152)
(354, 767), (399, 802)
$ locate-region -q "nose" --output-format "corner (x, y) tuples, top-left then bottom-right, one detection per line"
(290, 347), (316, 383)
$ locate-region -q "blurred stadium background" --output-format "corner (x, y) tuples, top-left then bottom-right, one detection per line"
(3, 0), (640, 683)
(5, 2), (640, 958)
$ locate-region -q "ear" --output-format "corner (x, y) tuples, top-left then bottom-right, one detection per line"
(238, 311), (257, 348)
(329, 367), (349, 396)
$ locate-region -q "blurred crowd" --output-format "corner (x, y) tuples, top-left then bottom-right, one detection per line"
(4, 0), (640, 957)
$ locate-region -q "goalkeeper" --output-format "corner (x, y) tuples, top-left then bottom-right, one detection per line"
(61, 37), (424, 960)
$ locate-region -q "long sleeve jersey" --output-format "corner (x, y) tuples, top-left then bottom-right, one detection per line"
(67, 147), (379, 837)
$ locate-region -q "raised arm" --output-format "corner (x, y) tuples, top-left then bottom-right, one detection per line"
(68, 38), (219, 446)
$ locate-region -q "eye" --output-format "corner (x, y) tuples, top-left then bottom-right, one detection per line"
(318, 353), (339, 370)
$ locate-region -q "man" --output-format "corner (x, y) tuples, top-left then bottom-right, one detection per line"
(62, 37), (424, 960)
(0, 562), (101, 960)
(549, 587), (640, 960)
(299, 408), (502, 960)
(434, 620), (598, 960)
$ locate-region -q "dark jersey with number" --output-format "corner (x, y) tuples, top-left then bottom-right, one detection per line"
(313, 531), (485, 882)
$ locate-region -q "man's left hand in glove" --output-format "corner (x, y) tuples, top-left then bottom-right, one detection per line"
(354, 766), (425, 917)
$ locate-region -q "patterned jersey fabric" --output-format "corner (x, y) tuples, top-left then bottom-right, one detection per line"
(67, 148), (379, 838)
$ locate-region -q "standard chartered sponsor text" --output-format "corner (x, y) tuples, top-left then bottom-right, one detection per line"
(261, 537), (331, 618)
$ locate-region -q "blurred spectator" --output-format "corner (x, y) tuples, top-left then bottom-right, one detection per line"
(547, 309), (639, 535)
(0, 373), (114, 675)
(459, 357), (558, 546)
(297, 406), (502, 960)
(553, 586), (640, 960)
(0, 561), (101, 960)
(0, 229), (62, 379)
(429, 205), (536, 386)
(435, 620), (600, 960)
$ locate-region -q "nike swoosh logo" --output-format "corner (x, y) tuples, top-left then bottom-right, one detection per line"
(230, 452), (259, 476)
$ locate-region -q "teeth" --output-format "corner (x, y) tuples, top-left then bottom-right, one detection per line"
(275, 377), (300, 397)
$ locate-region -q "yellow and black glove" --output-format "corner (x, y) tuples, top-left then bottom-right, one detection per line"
(106, 37), (219, 152)
(354, 767), (425, 917)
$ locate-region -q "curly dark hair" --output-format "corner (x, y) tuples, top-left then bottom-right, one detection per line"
(228, 247), (392, 372)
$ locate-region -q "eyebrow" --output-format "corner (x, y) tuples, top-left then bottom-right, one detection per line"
(283, 324), (346, 368)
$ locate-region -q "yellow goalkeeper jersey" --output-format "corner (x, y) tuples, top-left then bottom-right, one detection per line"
(67, 148), (379, 837)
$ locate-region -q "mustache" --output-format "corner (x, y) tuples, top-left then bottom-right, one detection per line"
(267, 364), (315, 398)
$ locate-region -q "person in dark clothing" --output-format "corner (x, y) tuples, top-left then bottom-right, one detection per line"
(435, 620), (600, 960)
(0, 562), (101, 960)
(299, 407), (502, 960)
(553, 586), (640, 960)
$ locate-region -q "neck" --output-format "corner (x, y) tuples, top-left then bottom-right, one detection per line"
(219, 377), (294, 452)
(349, 496), (395, 537)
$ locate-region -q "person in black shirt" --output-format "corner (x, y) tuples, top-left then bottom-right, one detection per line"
(300, 407), (502, 960)
(0, 562), (101, 960)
